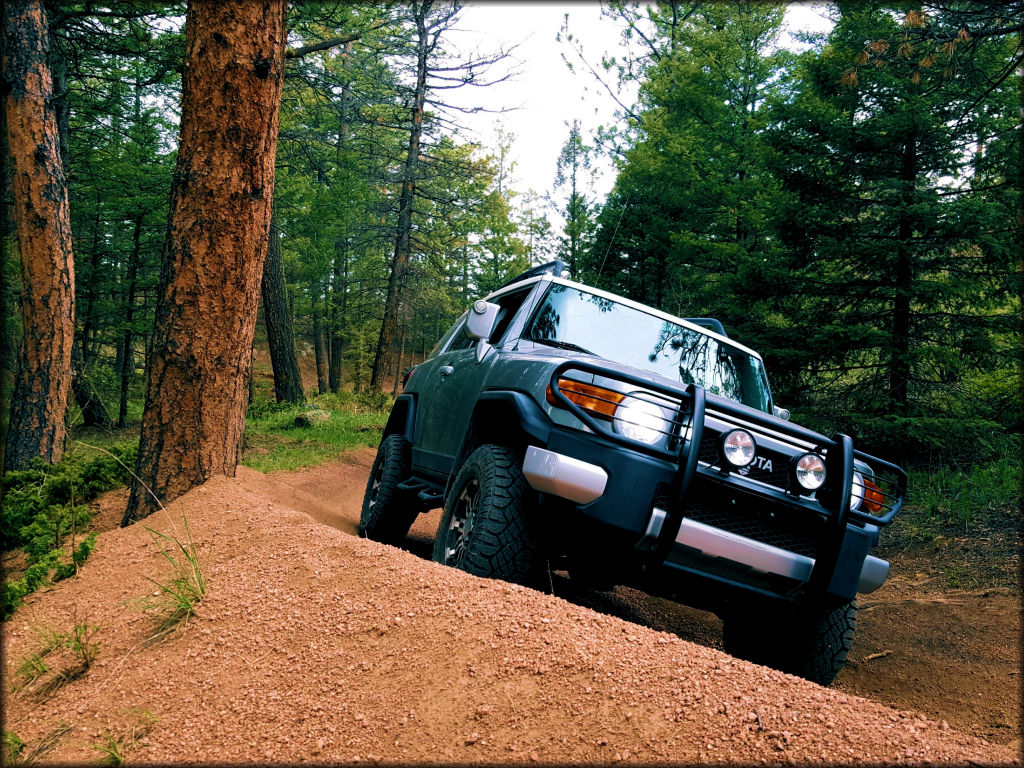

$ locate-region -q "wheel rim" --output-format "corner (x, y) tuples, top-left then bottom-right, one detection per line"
(366, 462), (384, 513)
(444, 478), (479, 566)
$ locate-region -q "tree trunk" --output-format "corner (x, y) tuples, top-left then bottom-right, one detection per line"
(70, 337), (111, 427)
(52, 37), (109, 423)
(0, 65), (12, 476)
(889, 133), (916, 416)
(353, 328), (364, 393)
(392, 323), (407, 397)
(123, 0), (286, 524)
(370, 0), (430, 391)
(312, 280), (329, 394)
(328, 53), (352, 394)
(117, 214), (143, 427)
(261, 203), (304, 403)
(80, 213), (101, 364)
(2, 0), (76, 472)
(328, 245), (344, 392)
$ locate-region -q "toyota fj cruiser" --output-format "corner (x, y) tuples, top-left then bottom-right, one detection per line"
(359, 261), (906, 685)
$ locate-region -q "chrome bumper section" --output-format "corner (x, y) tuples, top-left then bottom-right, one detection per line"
(522, 446), (608, 505)
(668, 516), (889, 594)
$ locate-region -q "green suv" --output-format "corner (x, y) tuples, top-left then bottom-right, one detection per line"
(360, 261), (906, 685)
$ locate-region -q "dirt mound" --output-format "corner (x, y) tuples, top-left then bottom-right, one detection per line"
(2, 464), (1018, 764)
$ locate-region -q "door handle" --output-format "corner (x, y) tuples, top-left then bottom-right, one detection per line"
(439, 365), (454, 377)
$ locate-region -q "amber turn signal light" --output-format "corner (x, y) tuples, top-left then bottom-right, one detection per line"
(862, 477), (885, 514)
(546, 378), (625, 419)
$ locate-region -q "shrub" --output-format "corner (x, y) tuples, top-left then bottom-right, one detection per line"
(1, 446), (136, 551)
(1, 443), (134, 620)
(908, 452), (1021, 531)
(246, 395), (294, 420)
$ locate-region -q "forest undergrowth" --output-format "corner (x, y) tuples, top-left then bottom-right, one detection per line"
(0, 383), (391, 619)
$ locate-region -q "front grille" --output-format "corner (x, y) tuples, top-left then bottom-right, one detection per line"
(684, 500), (820, 558)
(653, 483), (821, 559)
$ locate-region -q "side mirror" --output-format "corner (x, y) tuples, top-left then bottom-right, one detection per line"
(464, 300), (500, 342)
(773, 405), (791, 421)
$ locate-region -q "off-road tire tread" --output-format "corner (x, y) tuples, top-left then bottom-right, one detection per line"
(432, 444), (538, 585)
(358, 434), (417, 545)
(722, 600), (857, 686)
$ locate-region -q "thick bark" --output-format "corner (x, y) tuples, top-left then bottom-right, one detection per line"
(0, 67), (10, 476)
(261, 204), (304, 403)
(2, 0), (75, 472)
(370, 0), (431, 391)
(123, 0), (287, 524)
(0, 75), (9, 479)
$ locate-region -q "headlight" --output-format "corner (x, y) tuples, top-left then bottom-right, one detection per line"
(719, 429), (756, 468)
(850, 471), (865, 511)
(614, 395), (672, 446)
(792, 453), (827, 491)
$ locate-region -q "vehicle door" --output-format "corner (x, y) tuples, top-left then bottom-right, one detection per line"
(411, 316), (479, 477)
(416, 288), (534, 475)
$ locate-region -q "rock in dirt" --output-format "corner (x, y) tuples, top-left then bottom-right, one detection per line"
(293, 408), (331, 427)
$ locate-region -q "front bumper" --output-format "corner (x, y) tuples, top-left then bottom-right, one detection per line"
(522, 360), (906, 606)
(523, 445), (890, 596)
(522, 446), (608, 505)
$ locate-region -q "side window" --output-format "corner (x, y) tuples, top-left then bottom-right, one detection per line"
(445, 319), (475, 352)
(442, 288), (533, 354)
(489, 289), (531, 344)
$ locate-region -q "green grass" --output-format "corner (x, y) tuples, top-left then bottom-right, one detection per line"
(143, 516), (206, 639)
(13, 625), (65, 686)
(4, 730), (25, 764)
(906, 454), (1021, 532)
(93, 732), (125, 767)
(11, 620), (101, 699)
(879, 449), (1021, 591)
(2, 392), (388, 619)
(11, 722), (72, 765)
(91, 710), (158, 766)
(242, 392), (389, 473)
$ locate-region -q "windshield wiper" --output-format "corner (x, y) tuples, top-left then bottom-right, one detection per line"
(528, 338), (596, 356)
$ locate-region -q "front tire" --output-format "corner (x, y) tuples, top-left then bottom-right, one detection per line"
(431, 444), (539, 585)
(359, 434), (417, 545)
(722, 600), (857, 686)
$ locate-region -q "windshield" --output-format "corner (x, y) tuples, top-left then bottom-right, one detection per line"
(525, 284), (772, 412)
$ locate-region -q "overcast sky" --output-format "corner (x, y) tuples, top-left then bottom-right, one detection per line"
(445, 2), (834, 216)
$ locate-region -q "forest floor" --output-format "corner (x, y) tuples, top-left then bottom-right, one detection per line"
(2, 446), (1019, 764)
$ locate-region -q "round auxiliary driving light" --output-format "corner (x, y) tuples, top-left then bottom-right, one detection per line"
(792, 453), (827, 491)
(719, 429), (756, 468)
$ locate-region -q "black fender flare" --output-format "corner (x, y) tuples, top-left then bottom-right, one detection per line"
(449, 390), (553, 478)
(383, 393), (417, 443)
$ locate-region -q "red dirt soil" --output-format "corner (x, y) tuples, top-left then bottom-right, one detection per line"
(2, 448), (1019, 765)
